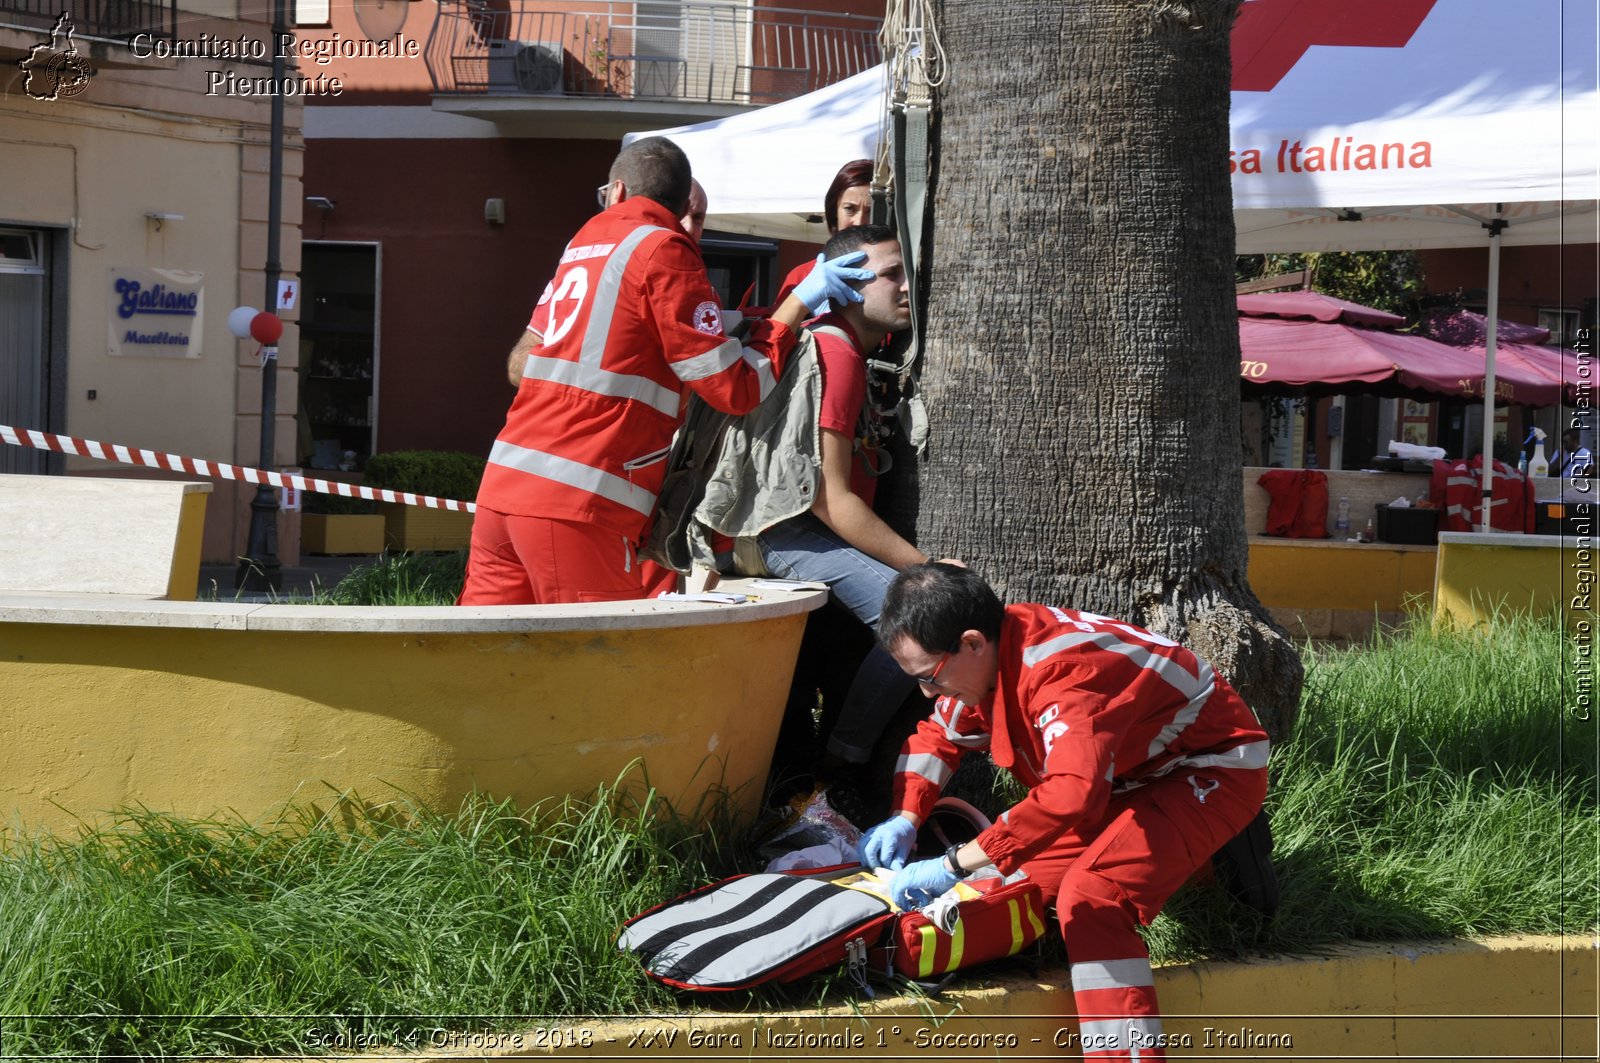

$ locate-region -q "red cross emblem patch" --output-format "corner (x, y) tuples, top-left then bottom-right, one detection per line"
(693, 301), (724, 335)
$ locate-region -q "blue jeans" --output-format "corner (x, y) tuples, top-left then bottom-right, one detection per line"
(757, 512), (918, 764)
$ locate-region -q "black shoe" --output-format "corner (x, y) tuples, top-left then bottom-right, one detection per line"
(823, 780), (879, 832)
(1211, 808), (1281, 918)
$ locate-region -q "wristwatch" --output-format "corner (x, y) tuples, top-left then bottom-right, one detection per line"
(944, 843), (973, 879)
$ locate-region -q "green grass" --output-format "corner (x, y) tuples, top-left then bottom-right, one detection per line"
(200, 551), (466, 606)
(0, 786), (726, 1059)
(1143, 610), (1595, 960)
(0, 612), (1592, 1057)
(311, 549), (466, 606)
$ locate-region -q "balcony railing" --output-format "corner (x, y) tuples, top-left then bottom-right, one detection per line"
(425, 1), (880, 106)
(0, 0), (175, 44)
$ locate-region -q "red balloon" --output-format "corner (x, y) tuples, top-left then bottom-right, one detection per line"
(250, 312), (284, 346)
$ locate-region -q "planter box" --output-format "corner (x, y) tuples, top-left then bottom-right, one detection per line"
(301, 513), (385, 555)
(378, 502), (474, 552)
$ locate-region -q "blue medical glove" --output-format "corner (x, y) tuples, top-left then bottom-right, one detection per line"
(857, 815), (918, 872)
(791, 251), (874, 315)
(890, 855), (959, 911)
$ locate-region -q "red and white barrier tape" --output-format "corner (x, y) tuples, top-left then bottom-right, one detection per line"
(0, 423), (476, 512)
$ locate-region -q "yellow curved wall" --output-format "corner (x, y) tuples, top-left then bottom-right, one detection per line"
(1435, 531), (1597, 629)
(0, 594), (820, 835)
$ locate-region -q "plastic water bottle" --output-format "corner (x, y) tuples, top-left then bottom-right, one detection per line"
(1334, 496), (1351, 534)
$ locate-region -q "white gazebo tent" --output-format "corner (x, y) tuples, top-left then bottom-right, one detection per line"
(630, 0), (1599, 520)
(1225, 0), (1598, 505)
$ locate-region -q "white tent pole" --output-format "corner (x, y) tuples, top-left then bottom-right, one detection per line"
(1329, 396), (1345, 470)
(1476, 207), (1507, 532)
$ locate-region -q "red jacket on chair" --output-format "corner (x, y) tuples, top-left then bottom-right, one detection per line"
(1256, 469), (1331, 538)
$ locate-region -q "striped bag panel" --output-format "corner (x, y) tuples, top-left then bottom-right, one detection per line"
(618, 868), (893, 991)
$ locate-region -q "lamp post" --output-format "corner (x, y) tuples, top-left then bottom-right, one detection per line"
(237, 0), (290, 593)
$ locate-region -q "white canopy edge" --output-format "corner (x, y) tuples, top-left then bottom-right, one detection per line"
(628, 0), (1599, 252)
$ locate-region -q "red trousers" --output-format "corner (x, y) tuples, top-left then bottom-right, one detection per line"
(1022, 765), (1268, 1062)
(460, 506), (646, 605)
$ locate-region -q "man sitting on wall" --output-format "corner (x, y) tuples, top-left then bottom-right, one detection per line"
(683, 225), (944, 809)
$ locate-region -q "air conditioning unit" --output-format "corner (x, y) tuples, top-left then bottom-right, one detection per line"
(486, 40), (564, 95)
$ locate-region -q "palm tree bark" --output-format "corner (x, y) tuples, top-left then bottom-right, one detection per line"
(900, 0), (1302, 739)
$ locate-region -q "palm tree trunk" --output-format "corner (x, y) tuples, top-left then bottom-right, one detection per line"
(899, 0), (1302, 739)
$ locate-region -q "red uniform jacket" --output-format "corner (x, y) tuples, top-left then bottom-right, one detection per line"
(1431, 456), (1535, 533)
(893, 605), (1270, 874)
(478, 197), (795, 540)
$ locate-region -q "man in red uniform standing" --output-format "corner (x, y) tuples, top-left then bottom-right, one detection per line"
(859, 564), (1271, 1062)
(462, 137), (869, 604)
(504, 179), (708, 388)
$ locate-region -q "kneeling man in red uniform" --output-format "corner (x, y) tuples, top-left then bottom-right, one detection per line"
(859, 563), (1270, 1062)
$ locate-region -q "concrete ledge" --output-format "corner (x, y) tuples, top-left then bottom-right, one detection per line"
(0, 584), (827, 833)
(321, 935), (1590, 1060)
(0, 582), (824, 633)
(0, 474), (211, 600)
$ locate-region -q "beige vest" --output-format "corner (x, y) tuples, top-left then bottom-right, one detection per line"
(687, 324), (853, 572)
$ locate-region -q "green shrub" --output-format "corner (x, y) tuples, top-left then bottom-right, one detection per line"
(362, 450), (485, 503)
(301, 491), (377, 515)
(318, 550), (466, 605)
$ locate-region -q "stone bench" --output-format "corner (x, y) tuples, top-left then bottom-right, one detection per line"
(0, 473), (211, 600)
(0, 582), (826, 833)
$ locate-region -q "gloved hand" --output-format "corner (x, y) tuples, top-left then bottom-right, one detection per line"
(791, 251), (874, 315)
(890, 855), (959, 911)
(857, 815), (918, 872)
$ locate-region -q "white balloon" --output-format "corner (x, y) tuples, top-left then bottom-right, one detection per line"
(227, 305), (261, 339)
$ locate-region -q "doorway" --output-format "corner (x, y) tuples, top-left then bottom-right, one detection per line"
(0, 228), (54, 475)
(297, 242), (379, 471)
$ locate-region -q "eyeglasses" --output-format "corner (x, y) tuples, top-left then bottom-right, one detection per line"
(595, 182), (622, 209)
(913, 650), (954, 690)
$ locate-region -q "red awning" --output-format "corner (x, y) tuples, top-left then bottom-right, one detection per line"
(1238, 303), (1564, 406)
(1419, 308), (1583, 405)
(1237, 291), (1406, 328)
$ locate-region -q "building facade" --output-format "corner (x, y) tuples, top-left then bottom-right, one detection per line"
(295, 0), (881, 468)
(2, 0), (306, 564)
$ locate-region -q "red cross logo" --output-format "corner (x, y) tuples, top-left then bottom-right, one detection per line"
(693, 301), (723, 336)
(1231, 0), (1438, 92)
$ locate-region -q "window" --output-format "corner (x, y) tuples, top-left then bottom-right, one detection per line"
(1538, 308), (1579, 347)
(0, 230), (42, 271)
(293, 0), (332, 28)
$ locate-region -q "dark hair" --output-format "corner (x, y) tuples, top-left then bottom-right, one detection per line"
(823, 158), (874, 233)
(611, 137), (693, 216)
(822, 222), (897, 261)
(878, 563), (1005, 655)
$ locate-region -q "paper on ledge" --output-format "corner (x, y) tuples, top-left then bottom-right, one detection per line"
(656, 591), (750, 604)
(748, 578), (829, 592)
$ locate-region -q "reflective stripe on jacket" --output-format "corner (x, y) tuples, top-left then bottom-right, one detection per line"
(478, 197), (793, 539)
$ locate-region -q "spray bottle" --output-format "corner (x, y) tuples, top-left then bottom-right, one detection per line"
(1528, 427), (1550, 478)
